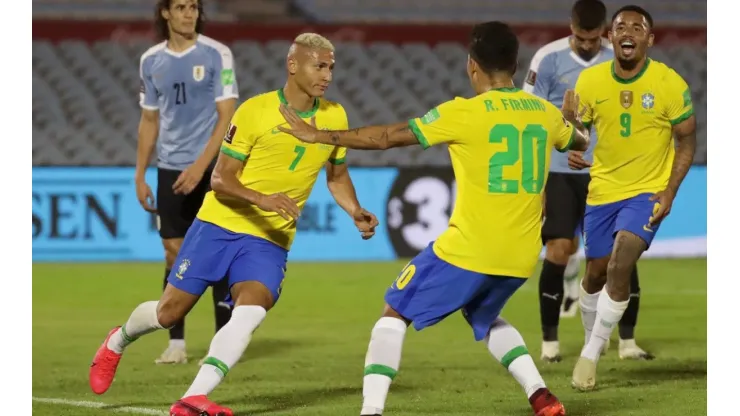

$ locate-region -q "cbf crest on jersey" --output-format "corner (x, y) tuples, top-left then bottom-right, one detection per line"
(193, 65), (205, 82)
(641, 92), (655, 110)
(620, 91), (633, 109)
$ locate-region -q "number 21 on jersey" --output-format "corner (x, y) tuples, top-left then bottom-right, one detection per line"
(488, 124), (547, 194)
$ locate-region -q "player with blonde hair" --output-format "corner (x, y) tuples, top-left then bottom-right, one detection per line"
(89, 33), (379, 416)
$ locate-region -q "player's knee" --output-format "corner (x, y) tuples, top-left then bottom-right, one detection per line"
(545, 239), (573, 265)
(382, 304), (411, 326)
(156, 301), (182, 329)
(231, 281), (275, 311)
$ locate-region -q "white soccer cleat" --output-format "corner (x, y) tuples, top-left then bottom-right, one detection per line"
(571, 356), (598, 392)
(154, 346), (188, 364)
(618, 339), (655, 360)
(541, 340), (562, 363)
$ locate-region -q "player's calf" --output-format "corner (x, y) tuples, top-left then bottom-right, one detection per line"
(361, 306), (410, 416)
(180, 281), (272, 399)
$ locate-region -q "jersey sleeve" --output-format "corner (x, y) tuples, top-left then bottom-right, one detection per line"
(574, 71), (595, 129)
(212, 46), (239, 102)
(220, 101), (258, 161)
(329, 104), (349, 165)
(547, 102), (576, 152)
(663, 70), (694, 125)
(139, 56), (158, 111)
(523, 51), (555, 99)
(408, 98), (467, 149)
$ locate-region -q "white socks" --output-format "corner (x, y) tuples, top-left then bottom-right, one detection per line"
(581, 290), (628, 361)
(182, 305), (267, 398)
(361, 317), (407, 416)
(578, 282), (600, 345)
(486, 318), (546, 399)
(107, 301), (164, 354)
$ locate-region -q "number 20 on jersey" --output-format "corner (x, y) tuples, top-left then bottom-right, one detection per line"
(488, 123), (548, 194)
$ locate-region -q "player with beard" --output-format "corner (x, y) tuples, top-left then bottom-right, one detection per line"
(568, 5), (697, 390)
(524, 0), (651, 363)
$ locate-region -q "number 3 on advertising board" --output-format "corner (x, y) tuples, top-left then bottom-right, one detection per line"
(394, 263), (416, 290)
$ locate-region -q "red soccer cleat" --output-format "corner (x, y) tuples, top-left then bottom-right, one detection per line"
(89, 326), (123, 395)
(170, 395), (233, 416)
(530, 388), (566, 416)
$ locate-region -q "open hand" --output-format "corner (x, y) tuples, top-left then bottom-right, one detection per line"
(257, 192), (301, 221)
(173, 164), (206, 195)
(568, 151), (592, 170)
(648, 189), (676, 227)
(352, 207), (379, 240)
(278, 104), (319, 143)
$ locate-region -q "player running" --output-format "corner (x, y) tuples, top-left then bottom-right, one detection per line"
(280, 22), (589, 416)
(90, 33), (379, 415)
(568, 5), (696, 391)
(524, 0), (651, 362)
(135, 0), (236, 365)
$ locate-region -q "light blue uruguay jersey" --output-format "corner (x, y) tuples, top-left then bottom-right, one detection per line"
(139, 35), (239, 170)
(523, 37), (612, 174)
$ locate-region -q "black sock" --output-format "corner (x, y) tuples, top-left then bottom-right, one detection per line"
(164, 268), (185, 341)
(619, 267), (641, 340)
(212, 278), (232, 333)
(539, 260), (566, 341)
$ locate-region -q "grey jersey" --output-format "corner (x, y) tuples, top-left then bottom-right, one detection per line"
(523, 37), (612, 174)
(139, 35), (238, 170)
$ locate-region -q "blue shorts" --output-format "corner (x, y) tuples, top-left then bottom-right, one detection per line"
(584, 193), (661, 259)
(385, 243), (526, 341)
(167, 219), (289, 304)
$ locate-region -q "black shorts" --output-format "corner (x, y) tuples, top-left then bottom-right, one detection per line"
(156, 168), (212, 239)
(542, 172), (590, 243)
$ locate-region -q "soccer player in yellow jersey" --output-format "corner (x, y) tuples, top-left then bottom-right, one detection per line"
(280, 22), (590, 416)
(566, 5), (697, 391)
(89, 33), (379, 415)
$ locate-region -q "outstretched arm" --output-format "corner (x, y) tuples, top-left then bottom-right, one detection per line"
(278, 104), (420, 150)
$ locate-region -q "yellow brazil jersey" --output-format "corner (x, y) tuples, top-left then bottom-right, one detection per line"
(575, 59), (693, 205)
(408, 87), (575, 278)
(197, 89), (348, 249)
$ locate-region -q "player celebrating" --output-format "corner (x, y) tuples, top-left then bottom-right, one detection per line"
(568, 5), (696, 391)
(524, 0), (650, 362)
(135, 0), (236, 365)
(90, 33), (379, 415)
(280, 22), (589, 416)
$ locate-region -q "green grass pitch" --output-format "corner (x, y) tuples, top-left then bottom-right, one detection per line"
(33, 259), (706, 415)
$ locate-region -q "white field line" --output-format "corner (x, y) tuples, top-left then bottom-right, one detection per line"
(32, 397), (167, 415)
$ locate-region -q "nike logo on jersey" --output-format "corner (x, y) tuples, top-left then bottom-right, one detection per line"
(596, 99), (609, 104)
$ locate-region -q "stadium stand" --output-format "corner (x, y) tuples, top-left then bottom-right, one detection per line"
(293, 0), (706, 26)
(32, 38), (707, 166)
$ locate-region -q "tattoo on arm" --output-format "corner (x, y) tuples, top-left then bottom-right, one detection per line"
(668, 117), (697, 194)
(319, 123), (415, 150)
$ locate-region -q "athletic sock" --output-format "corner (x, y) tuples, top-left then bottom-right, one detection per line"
(581, 290), (629, 361)
(579, 282), (600, 345)
(486, 318), (546, 399)
(619, 267), (640, 340)
(107, 301), (164, 354)
(539, 260), (566, 341)
(182, 305), (267, 398)
(361, 317), (407, 416)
